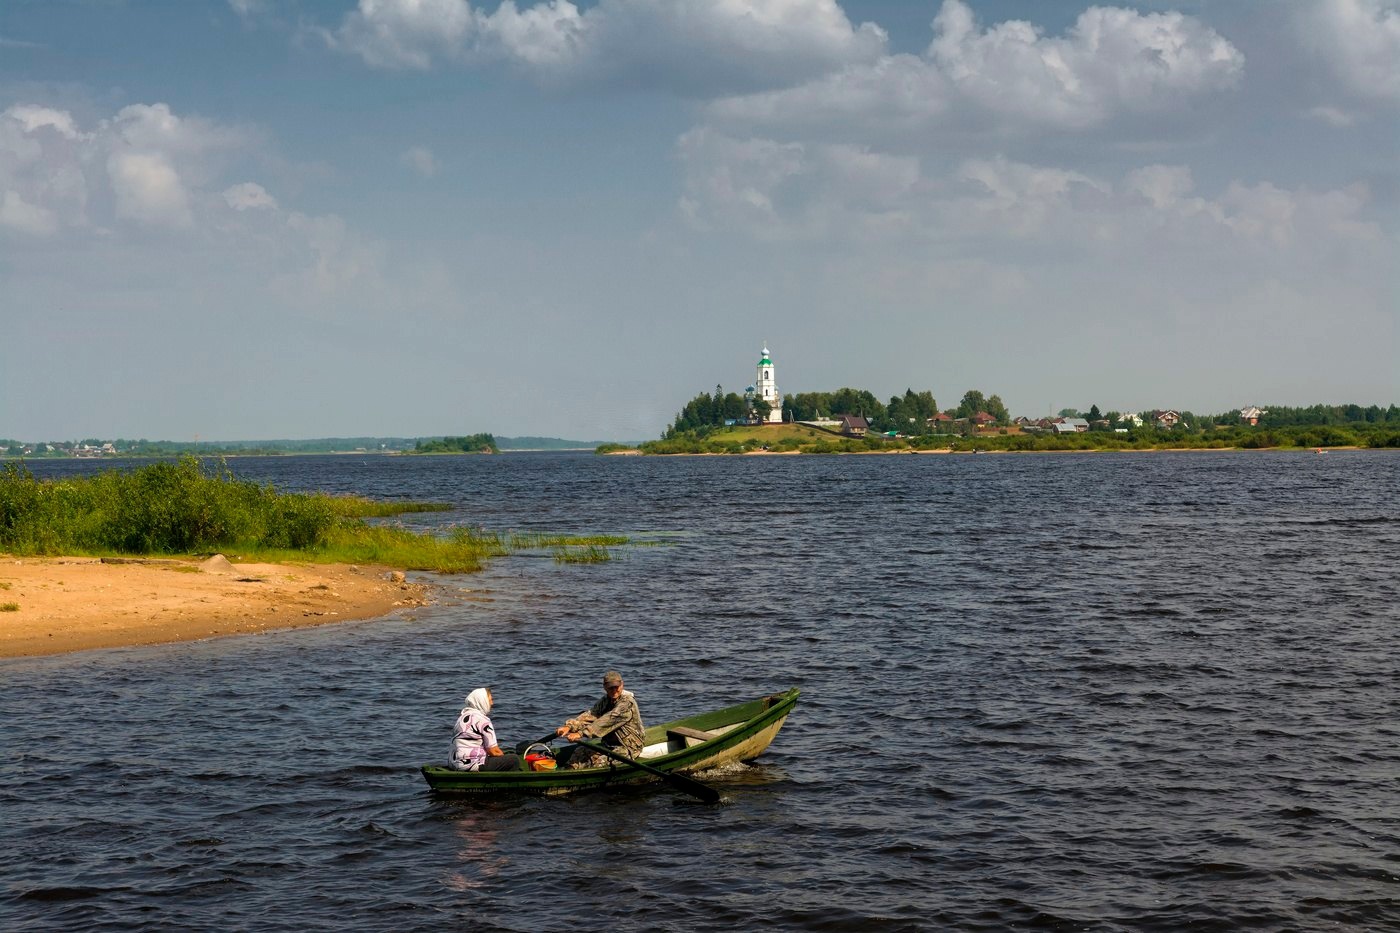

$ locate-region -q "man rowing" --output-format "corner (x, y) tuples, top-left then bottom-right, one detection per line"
(555, 670), (645, 769)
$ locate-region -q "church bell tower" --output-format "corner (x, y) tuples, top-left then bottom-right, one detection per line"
(756, 345), (782, 423)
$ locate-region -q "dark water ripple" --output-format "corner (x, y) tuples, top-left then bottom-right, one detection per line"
(4, 450), (1400, 930)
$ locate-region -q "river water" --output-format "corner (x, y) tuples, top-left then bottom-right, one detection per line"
(3, 450), (1398, 931)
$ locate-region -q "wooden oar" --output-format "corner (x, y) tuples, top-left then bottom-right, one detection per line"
(576, 739), (721, 804)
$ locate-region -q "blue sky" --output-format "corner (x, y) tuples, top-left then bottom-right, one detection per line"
(1, 0), (1396, 441)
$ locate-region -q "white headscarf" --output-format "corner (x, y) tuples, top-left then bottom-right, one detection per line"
(463, 687), (491, 714)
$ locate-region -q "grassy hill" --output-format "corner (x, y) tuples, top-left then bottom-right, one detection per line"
(700, 423), (836, 445)
(635, 422), (894, 454)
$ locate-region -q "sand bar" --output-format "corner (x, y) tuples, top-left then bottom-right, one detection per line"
(0, 555), (429, 658)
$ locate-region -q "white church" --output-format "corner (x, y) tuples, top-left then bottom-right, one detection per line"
(751, 345), (783, 424)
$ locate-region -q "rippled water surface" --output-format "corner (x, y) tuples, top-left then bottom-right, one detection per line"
(4, 451), (1399, 931)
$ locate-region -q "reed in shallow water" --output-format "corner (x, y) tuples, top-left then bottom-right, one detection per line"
(551, 544), (615, 564)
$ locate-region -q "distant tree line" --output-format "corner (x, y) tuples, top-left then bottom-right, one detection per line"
(1, 437), (423, 457)
(784, 387), (1008, 432)
(1216, 404), (1399, 427)
(664, 385), (1018, 437)
(412, 433), (498, 454)
(1048, 403), (1400, 433)
(0, 434), (610, 458)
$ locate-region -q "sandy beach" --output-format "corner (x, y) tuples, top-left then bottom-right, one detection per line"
(0, 555), (430, 659)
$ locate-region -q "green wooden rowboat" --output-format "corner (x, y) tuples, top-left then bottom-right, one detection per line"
(421, 687), (799, 796)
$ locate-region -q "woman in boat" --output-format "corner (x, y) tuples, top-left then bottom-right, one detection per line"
(450, 687), (521, 772)
(555, 671), (645, 769)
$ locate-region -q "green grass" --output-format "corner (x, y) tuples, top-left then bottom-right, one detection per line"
(552, 545), (614, 564)
(0, 602), (17, 612)
(0, 457), (625, 574)
(326, 498), (453, 518)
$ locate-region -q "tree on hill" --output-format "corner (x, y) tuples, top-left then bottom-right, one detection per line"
(887, 389), (938, 432)
(664, 387), (755, 437)
(783, 392), (828, 422)
(828, 387), (884, 422)
(782, 389), (885, 425)
(955, 390), (1007, 423)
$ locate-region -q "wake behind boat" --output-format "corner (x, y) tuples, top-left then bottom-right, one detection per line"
(421, 688), (799, 796)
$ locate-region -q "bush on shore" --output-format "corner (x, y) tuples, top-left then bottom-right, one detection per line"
(0, 457), (617, 572)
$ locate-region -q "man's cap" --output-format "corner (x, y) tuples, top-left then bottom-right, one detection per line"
(603, 671), (623, 686)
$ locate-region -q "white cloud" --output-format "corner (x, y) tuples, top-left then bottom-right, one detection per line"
(278, 211), (390, 300)
(710, 0), (1243, 132)
(109, 103), (250, 173)
(706, 52), (952, 131)
(326, 0), (886, 94)
(957, 156), (1108, 237)
(476, 0), (585, 71)
(1303, 105), (1359, 126)
(0, 35), (44, 50)
(670, 127), (937, 239)
(1, 105), (91, 233)
(0, 101), (258, 237)
(0, 190), (58, 236)
(1123, 163), (1196, 210)
(331, 0), (477, 70)
(107, 151), (193, 228)
(223, 181), (278, 210)
(400, 145), (438, 177)
(678, 126), (922, 239)
(932, 1), (1244, 126)
(678, 129), (1385, 262)
(1298, 0), (1400, 104)
(0, 100), (403, 308)
(5, 104), (84, 139)
(678, 128), (804, 234)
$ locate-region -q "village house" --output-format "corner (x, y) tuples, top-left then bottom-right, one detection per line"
(924, 412), (954, 433)
(838, 414), (869, 438)
(1239, 406), (1266, 425)
(1152, 410), (1182, 429)
(1014, 417), (1057, 433)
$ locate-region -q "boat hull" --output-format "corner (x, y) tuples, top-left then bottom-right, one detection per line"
(421, 688), (799, 796)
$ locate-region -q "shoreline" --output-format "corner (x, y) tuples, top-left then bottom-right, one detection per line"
(610, 445), (1371, 457)
(0, 555), (430, 659)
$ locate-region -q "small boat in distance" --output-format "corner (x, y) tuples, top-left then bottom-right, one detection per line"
(421, 688), (800, 796)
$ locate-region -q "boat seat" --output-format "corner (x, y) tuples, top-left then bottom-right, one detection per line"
(667, 725), (720, 745)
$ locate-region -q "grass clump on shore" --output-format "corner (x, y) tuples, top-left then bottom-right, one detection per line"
(0, 458), (615, 574)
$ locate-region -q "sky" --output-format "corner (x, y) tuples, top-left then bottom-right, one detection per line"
(0, 0), (1396, 442)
